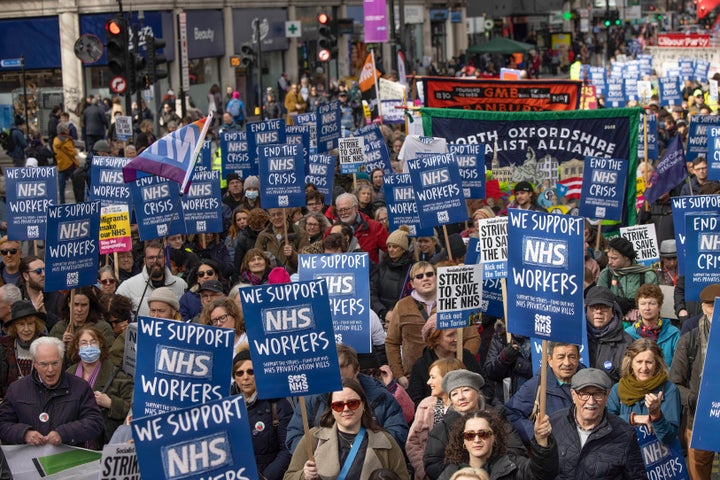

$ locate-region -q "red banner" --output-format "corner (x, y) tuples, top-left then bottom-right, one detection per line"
(656, 33), (712, 48)
(422, 77), (581, 111)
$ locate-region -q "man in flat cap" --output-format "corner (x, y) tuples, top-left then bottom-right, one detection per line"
(550, 368), (645, 479)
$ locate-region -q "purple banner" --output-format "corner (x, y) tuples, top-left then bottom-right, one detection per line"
(364, 0), (389, 43)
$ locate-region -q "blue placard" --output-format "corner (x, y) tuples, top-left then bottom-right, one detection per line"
(131, 317), (234, 419)
(295, 112), (318, 152)
(671, 195), (720, 276)
(305, 153), (336, 199)
(695, 60), (710, 83)
(258, 143), (305, 209)
(707, 126), (720, 181)
(5, 167), (57, 241)
(683, 214), (720, 300)
(298, 253), (371, 353)
(407, 153), (467, 230)
(89, 156), (132, 208)
(582, 65), (606, 93)
(246, 119), (287, 173)
(437, 264), (483, 329)
(285, 124), (311, 161)
(45, 201), (100, 292)
(130, 176), (187, 241)
(692, 297), (720, 451)
(476, 217), (508, 279)
(687, 115), (720, 163)
(382, 173), (423, 237)
(238, 279), (343, 399)
(382, 99), (405, 124)
(530, 331), (590, 376)
(506, 210), (584, 344)
(352, 124), (392, 174)
(659, 77), (682, 107)
(638, 114), (659, 160)
(181, 170), (223, 234)
(132, 395), (259, 480)
(604, 78), (626, 107)
(317, 101), (341, 153)
(679, 59), (694, 81)
(578, 156), (628, 221)
(624, 77), (639, 102)
(635, 425), (689, 480)
(448, 144), (486, 199)
(480, 278), (504, 318)
(195, 139), (213, 172)
(220, 130), (251, 179)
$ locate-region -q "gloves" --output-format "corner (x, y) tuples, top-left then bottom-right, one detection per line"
(502, 343), (520, 363)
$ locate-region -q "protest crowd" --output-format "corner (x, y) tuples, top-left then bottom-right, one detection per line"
(1, 44), (720, 480)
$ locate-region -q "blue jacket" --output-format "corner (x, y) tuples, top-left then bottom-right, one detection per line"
(285, 373), (408, 453)
(606, 379), (681, 445)
(625, 320), (680, 367)
(505, 367), (575, 444)
(9, 126), (27, 160)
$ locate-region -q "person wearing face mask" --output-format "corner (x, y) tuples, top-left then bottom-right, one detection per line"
(240, 176), (261, 210)
(0, 301), (46, 398)
(67, 325), (132, 447)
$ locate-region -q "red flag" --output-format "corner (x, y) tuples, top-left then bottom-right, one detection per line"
(697, 0), (720, 19)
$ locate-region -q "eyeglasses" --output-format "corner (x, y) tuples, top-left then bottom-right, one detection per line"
(336, 207), (355, 215)
(100, 278), (116, 285)
(146, 254), (165, 262)
(305, 222), (320, 228)
(211, 313), (232, 326)
(330, 399), (362, 412)
(0, 249), (18, 256)
(575, 390), (607, 402)
(234, 368), (254, 377)
(197, 270), (215, 278)
(79, 340), (99, 347)
(35, 360), (61, 369)
(414, 271), (435, 280)
(463, 430), (494, 441)
(30, 267), (45, 275)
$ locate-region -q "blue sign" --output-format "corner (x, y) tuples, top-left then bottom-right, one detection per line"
(692, 297), (720, 451)
(475, 217), (508, 279)
(582, 65), (606, 93)
(298, 253), (372, 353)
(132, 317), (234, 419)
(530, 329), (590, 375)
(89, 156), (132, 208)
(437, 264), (483, 329)
(246, 119), (286, 174)
(382, 99), (405, 124)
(604, 78), (626, 107)
(258, 143), (305, 209)
(624, 77), (639, 102)
(638, 114), (659, 160)
(238, 279), (343, 399)
(285, 124), (311, 161)
(659, 77), (682, 107)
(130, 176), (186, 241)
(45, 201), (101, 292)
(707, 125), (720, 182)
(695, 60), (710, 83)
(317, 102), (341, 153)
(448, 143), (486, 199)
(382, 173), (426, 237)
(671, 195), (720, 276)
(305, 153), (335, 199)
(5, 167), (57, 241)
(0, 58), (21, 68)
(195, 139), (213, 172)
(407, 153), (467, 230)
(679, 59), (694, 81)
(578, 156), (628, 221)
(687, 115), (720, 162)
(296, 112), (318, 152)
(132, 395), (258, 480)
(181, 170), (223, 234)
(506, 210), (584, 343)
(352, 124), (392, 174)
(220, 130), (251, 179)
(683, 214), (720, 300)
(635, 425), (689, 480)
(481, 278), (504, 318)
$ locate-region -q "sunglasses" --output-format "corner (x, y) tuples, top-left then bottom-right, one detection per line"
(100, 278), (116, 285)
(197, 269), (215, 278)
(414, 271), (435, 280)
(330, 399), (362, 412)
(0, 249), (18, 256)
(30, 267), (45, 275)
(234, 368), (254, 377)
(463, 430), (494, 441)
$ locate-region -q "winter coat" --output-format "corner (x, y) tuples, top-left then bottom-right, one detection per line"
(49, 319), (115, 351)
(370, 250), (413, 320)
(83, 103), (109, 137)
(505, 367), (575, 445)
(179, 289), (202, 322)
(484, 333), (533, 402)
(668, 327), (702, 425)
(341, 212), (389, 264)
(597, 266), (657, 313)
(407, 396), (446, 479)
(0, 370), (104, 446)
(286, 373), (408, 453)
(255, 223), (301, 273)
(549, 406), (646, 479)
(53, 134), (78, 172)
(8, 126), (27, 161)
(587, 313), (634, 383)
(625, 320), (680, 367)
(437, 436), (559, 480)
(606, 379), (680, 445)
(115, 267), (187, 317)
(284, 425), (410, 480)
(0, 336), (31, 398)
(407, 347), (483, 407)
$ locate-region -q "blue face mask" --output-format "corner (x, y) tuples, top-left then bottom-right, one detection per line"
(245, 190), (259, 200)
(79, 345), (101, 363)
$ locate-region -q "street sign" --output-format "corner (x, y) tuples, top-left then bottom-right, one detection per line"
(178, 12), (189, 93)
(230, 56), (240, 67)
(318, 49), (330, 62)
(74, 34), (104, 64)
(285, 21), (302, 38)
(0, 58), (22, 68)
(110, 76), (127, 94)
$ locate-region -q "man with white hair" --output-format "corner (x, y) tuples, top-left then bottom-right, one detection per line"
(333, 192), (388, 264)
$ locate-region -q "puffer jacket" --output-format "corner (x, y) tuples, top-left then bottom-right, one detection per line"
(370, 250), (413, 321)
(484, 333), (533, 402)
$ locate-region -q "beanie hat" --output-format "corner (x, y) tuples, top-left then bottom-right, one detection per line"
(421, 313), (437, 343)
(473, 206), (495, 221)
(441, 369), (485, 396)
(147, 287), (180, 311)
(268, 267), (291, 284)
(386, 225), (410, 251)
(232, 349), (251, 365)
(608, 236), (636, 260)
(244, 176), (260, 190)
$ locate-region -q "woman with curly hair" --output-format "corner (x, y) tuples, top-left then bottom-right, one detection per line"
(238, 248), (272, 286)
(438, 410), (557, 480)
(199, 298), (247, 354)
(50, 286), (115, 352)
(0, 301), (46, 397)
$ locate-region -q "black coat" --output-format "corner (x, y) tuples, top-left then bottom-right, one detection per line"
(586, 313), (634, 384)
(407, 347), (483, 407)
(369, 250), (413, 320)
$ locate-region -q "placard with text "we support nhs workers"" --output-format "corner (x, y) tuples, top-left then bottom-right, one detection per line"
(691, 298), (720, 451)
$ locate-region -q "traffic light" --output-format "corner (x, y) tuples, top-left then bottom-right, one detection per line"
(317, 12), (337, 61)
(105, 15), (128, 77)
(146, 33), (168, 85)
(128, 52), (147, 94)
(239, 43), (256, 68)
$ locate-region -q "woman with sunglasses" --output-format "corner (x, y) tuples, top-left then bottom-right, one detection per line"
(199, 298), (247, 354)
(97, 266), (119, 294)
(179, 259), (224, 321)
(231, 346), (292, 480)
(370, 226), (414, 329)
(438, 410), (557, 480)
(285, 377), (410, 480)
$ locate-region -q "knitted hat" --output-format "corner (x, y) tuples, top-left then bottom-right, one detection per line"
(386, 225), (410, 251)
(147, 287), (180, 311)
(608, 237), (636, 260)
(421, 313), (437, 343)
(226, 172), (241, 183)
(268, 267), (291, 284)
(442, 369), (485, 396)
(244, 176), (260, 190)
(473, 206), (495, 221)
(93, 139), (111, 153)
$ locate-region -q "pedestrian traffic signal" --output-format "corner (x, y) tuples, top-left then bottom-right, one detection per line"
(239, 43), (256, 68)
(128, 52), (147, 94)
(147, 34), (168, 85)
(105, 15), (128, 77)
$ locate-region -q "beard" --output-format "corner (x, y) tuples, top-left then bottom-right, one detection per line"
(148, 263), (165, 280)
(28, 277), (44, 292)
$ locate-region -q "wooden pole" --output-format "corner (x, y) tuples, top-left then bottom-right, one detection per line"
(113, 252), (120, 281)
(595, 223), (602, 252)
(539, 340), (549, 418)
(299, 396), (315, 462)
(500, 277), (511, 344)
(442, 225), (453, 263)
(456, 328), (463, 361)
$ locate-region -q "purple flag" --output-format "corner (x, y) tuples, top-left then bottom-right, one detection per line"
(364, 0), (388, 43)
(644, 135), (687, 204)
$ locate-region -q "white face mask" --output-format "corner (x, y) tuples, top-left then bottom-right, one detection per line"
(245, 190), (259, 200)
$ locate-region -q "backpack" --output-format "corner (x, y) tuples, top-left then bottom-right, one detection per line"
(227, 99), (242, 119)
(0, 129), (14, 154)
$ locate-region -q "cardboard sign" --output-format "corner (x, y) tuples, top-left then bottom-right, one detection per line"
(181, 170), (223, 234)
(99, 204), (132, 255)
(317, 101), (341, 152)
(437, 264), (483, 329)
(635, 425), (689, 480)
(5, 167), (57, 241)
(130, 176), (186, 241)
(620, 224), (659, 267)
(246, 118), (287, 172)
(683, 214), (720, 300)
(579, 156), (629, 221)
(671, 195), (720, 276)
(44, 201), (101, 292)
(407, 153), (467, 230)
(352, 124), (392, 174)
(448, 144), (486, 199)
(258, 143), (306, 209)
(220, 130), (252, 179)
(338, 136), (366, 174)
(476, 217), (508, 279)
(99, 444), (139, 480)
(115, 116), (133, 141)
(89, 156), (132, 208)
